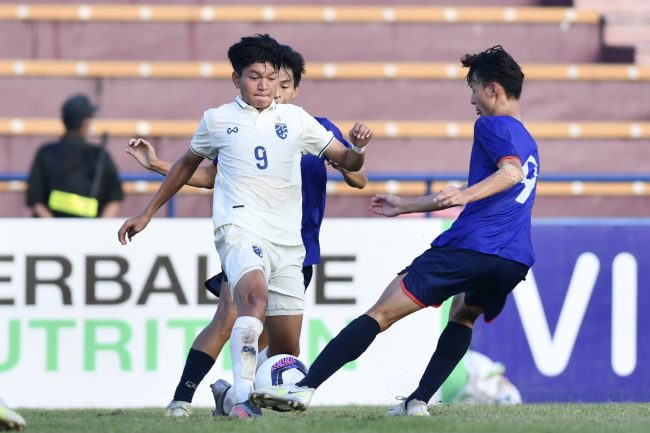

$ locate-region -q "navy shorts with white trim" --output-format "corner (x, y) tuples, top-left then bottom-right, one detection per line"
(399, 246), (529, 322)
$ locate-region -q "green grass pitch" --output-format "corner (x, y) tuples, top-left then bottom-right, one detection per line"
(17, 404), (650, 433)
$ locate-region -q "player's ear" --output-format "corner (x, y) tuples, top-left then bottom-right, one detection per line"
(293, 85), (301, 98)
(490, 82), (501, 98)
(232, 71), (241, 89)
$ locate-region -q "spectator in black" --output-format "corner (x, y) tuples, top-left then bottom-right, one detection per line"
(26, 94), (124, 217)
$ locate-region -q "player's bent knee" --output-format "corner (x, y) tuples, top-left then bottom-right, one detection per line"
(449, 307), (481, 327)
(365, 310), (394, 332)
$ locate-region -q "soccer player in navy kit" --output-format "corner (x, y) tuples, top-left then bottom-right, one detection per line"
(122, 41), (368, 418)
(251, 45), (540, 416)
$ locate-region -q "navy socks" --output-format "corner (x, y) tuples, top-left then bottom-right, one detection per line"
(173, 348), (215, 402)
(407, 321), (472, 405)
(298, 314), (381, 389)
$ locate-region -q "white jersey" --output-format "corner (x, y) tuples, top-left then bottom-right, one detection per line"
(190, 96), (334, 246)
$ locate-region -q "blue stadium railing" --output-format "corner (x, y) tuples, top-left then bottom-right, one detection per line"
(2, 172), (649, 218)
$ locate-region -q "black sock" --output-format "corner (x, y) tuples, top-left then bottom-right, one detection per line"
(298, 314), (380, 389)
(172, 348), (215, 403)
(407, 321), (472, 405)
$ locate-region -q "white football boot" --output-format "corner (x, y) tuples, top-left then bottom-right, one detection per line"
(0, 400), (26, 431)
(163, 400), (192, 418)
(249, 383), (315, 412)
(386, 397), (431, 416)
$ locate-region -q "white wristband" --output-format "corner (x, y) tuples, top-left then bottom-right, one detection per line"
(351, 144), (366, 154)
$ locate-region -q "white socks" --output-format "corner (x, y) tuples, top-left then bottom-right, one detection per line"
(222, 346), (270, 413)
(230, 316), (264, 403)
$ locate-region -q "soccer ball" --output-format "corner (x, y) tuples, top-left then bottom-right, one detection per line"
(255, 354), (308, 389)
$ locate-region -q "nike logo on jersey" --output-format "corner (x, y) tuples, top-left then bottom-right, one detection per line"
(227, 126), (239, 134)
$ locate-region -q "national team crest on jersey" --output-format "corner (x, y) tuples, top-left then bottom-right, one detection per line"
(252, 245), (264, 258)
(275, 123), (288, 139)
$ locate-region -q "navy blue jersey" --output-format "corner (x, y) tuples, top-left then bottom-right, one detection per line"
(301, 117), (351, 265)
(433, 116), (539, 267)
(213, 116), (350, 266)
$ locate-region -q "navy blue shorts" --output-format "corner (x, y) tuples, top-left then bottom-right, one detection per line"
(400, 246), (529, 322)
(204, 265), (314, 298)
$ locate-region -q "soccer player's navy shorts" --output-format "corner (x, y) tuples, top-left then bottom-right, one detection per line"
(204, 265), (314, 298)
(399, 246), (529, 322)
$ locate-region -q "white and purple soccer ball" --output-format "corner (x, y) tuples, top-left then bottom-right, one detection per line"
(255, 354), (309, 389)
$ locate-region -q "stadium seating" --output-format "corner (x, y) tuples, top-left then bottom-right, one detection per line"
(575, 0), (650, 65)
(0, 1), (648, 218)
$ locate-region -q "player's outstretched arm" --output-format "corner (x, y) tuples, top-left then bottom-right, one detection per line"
(341, 169), (368, 189)
(117, 149), (203, 245)
(126, 138), (216, 189)
(323, 123), (372, 172)
(433, 159), (524, 209)
(371, 193), (449, 216)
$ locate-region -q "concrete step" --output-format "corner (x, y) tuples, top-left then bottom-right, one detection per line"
(575, 0), (650, 13)
(14, 0), (545, 5)
(4, 134), (648, 175)
(1, 78), (648, 121)
(0, 20), (602, 62)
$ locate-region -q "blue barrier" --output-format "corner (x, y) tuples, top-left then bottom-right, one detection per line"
(3, 172), (650, 218)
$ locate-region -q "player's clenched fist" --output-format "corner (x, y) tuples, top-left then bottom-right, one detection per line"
(348, 123), (373, 149)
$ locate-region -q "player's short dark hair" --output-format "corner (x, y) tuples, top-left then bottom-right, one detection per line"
(279, 44), (306, 88)
(227, 34), (282, 76)
(461, 45), (524, 99)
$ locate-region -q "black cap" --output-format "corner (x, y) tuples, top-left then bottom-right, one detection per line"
(62, 94), (97, 130)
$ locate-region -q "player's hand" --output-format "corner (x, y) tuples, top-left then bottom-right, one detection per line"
(433, 185), (468, 208)
(370, 194), (403, 217)
(125, 138), (158, 170)
(117, 213), (151, 245)
(348, 123), (373, 149)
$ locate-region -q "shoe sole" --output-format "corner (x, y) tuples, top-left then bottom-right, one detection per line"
(0, 421), (25, 431)
(249, 392), (307, 412)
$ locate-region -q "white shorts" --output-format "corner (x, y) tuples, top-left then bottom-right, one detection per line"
(214, 224), (305, 316)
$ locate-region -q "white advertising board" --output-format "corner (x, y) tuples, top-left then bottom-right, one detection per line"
(0, 218), (443, 407)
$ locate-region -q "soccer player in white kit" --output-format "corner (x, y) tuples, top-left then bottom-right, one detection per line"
(117, 34), (372, 418)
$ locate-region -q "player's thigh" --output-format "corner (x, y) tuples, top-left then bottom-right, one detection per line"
(400, 246), (496, 308)
(264, 314), (303, 356)
(214, 224), (271, 306)
(366, 274), (423, 332)
(266, 244), (306, 316)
